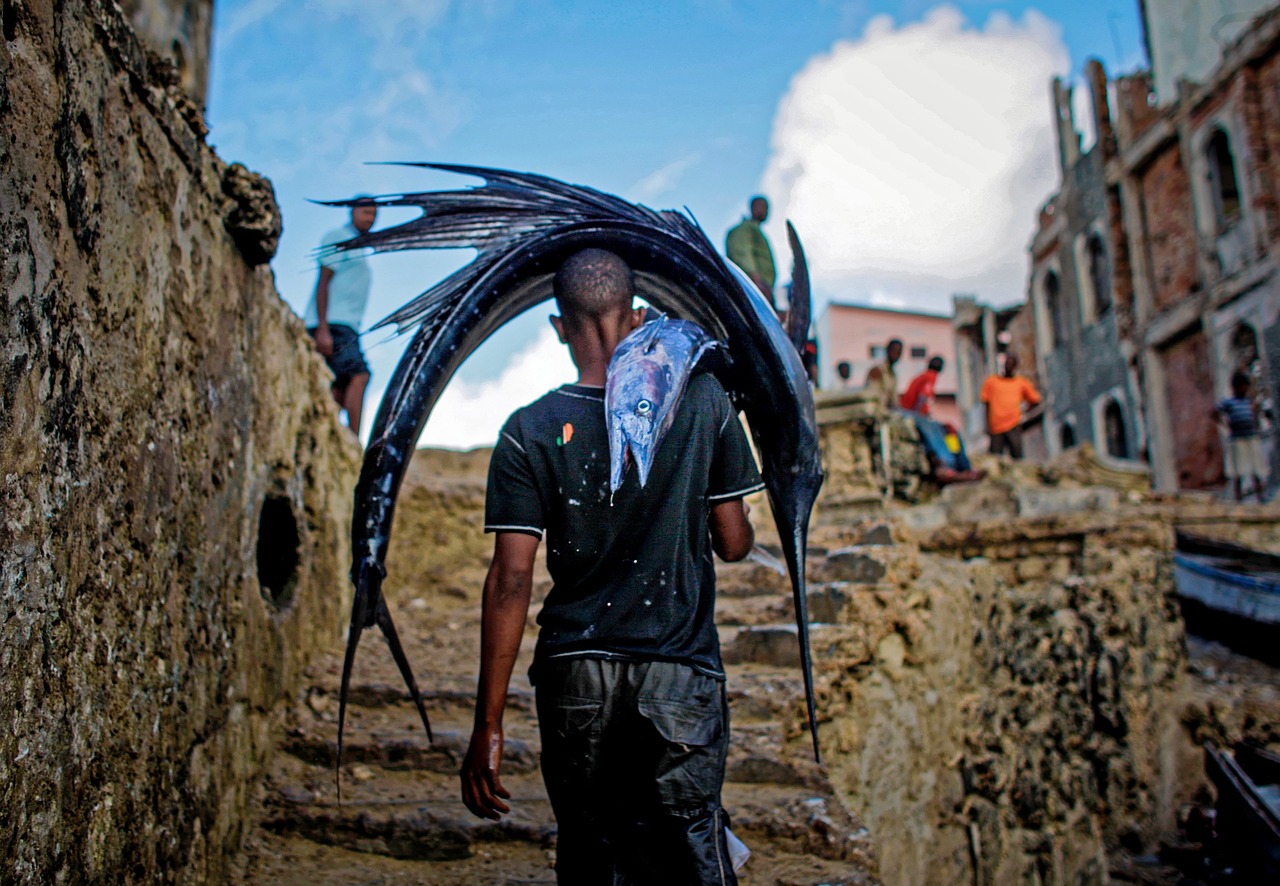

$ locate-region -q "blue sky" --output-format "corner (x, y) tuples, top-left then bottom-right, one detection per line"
(207, 0), (1147, 447)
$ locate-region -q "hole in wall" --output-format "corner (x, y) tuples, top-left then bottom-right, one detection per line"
(3, 0), (18, 42)
(257, 494), (300, 610)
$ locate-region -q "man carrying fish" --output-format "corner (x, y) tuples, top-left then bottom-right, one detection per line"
(461, 247), (764, 884)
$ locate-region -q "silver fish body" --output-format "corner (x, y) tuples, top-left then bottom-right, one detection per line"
(605, 317), (717, 492)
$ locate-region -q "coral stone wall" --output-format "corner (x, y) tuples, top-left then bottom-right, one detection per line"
(818, 511), (1201, 886)
(0, 1), (359, 882)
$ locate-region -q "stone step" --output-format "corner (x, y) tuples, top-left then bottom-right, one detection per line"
(811, 544), (920, 586)
(255, 763), (873, 882)
(304, 676), (529, 711)
(236, 816), (876, 885)
(726, 725), (828, 790)
(723, 783), (878, 874)
(721, 623), (863, 668)
(262, 769), (556, 862)
(716, 591), (793, 626)
(727, 668), (806, 723)
(232, 829), (558, 885)
(717, 558), (796, 598)
(282, 723), (541, 775)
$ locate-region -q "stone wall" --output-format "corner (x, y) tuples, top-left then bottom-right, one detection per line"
(807, 515), (1176, 884)
(804, 501), (1279, 886)
(1, 2), (360, 882)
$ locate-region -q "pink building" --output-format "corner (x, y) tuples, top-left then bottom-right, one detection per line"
(816, 302), (961, 429)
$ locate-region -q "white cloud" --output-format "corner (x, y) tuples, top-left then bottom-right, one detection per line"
(630, 152), (704, 202)
(418, 327), (576, 450)
(761, 5), (1070, 308)
(219, 0), (285, 45)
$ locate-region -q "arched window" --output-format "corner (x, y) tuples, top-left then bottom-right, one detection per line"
(1230, 322), (1260, 376)
(1087, 234), (1111, 316)
(1103, 400), (1129, 459)
(1207, 128), (1242, 231)
(1060, 422), (1077, 450)
(1045, 271), (1069, 348)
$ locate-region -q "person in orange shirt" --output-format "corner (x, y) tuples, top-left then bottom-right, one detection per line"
(981, 354), (1041, 459)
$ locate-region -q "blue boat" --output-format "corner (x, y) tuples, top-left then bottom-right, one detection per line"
(1173, 532), (1280, 627)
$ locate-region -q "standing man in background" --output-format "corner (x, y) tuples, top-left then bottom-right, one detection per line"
(306, 196), (377, 435)
(981, 353), (1041, 459)
(726, 196), (777, 310)
(1214, 370), (1269, 501)
(864, 338), (903, 409)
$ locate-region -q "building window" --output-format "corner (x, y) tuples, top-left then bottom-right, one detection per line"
(1206, 128), (1242, 231)
(1103, 400), (1129, 459)
(910, 346), (927, 359)
(869, 345), (886, 359)
(1045, 270), (1069, 348)
(1060, 422), (1077, 450)
(1230, 322), (1260, 376)
(1087, 234), (1111, 316)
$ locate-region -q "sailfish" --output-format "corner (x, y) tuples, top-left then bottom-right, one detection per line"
(327, 165), (825, 790)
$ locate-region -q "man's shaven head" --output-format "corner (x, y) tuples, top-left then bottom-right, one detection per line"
(553, 248), (635, 325)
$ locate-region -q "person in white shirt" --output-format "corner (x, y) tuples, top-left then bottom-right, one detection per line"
(304, 198), (376, 433)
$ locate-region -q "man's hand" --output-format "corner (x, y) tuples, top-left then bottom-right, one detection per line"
(313, 324), (334, 357)
(461, 723), (511, 820)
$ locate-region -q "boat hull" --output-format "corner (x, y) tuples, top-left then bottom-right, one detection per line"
(1173, 553), (1280, 626)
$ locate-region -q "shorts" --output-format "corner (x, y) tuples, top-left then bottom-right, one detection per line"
(308, 323), (369, 388)
(989, 426), (1024, 459)
(534, 657), (736, 885)
(1226, 435), (1269, 479)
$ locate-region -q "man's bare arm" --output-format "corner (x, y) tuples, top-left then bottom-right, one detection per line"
(710, 499), (754, 562)
(461, 531), (538, 820)
(313, 267), (336, 356)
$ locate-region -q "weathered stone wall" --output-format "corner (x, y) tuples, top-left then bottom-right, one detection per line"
(808, 503), (1280, 886)
(807, 516), (1172, 884)
(1, 2), (360, 882)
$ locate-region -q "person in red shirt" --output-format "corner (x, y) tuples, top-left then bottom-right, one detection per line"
(980, 353), (1041, 458)
(900, 356), (944, 415)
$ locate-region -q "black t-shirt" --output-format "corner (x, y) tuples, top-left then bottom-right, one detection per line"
(484, 373), (764, 676)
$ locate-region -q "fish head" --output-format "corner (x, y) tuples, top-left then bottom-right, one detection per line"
(606, 353), (674, 491)
(605, 318), (718, 493)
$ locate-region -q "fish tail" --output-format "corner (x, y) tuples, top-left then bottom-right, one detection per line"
(788, 524), (821, 764)
(375, 596), (434, 744)
(335, 594), (368, 804)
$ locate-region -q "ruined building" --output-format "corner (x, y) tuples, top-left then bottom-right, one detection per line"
(1023, 1), (1280, 490)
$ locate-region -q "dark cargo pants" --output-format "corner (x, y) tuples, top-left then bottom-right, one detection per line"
(534, 657), (736, 885)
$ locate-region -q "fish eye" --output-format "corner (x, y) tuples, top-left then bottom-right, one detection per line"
(635, 399), (652, 415)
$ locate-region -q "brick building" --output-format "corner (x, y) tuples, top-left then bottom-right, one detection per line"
(1025, 1), (1280, 491)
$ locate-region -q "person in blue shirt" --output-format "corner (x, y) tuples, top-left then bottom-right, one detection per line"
(1214, 370), (1268, 502)
(304, 197), (377, 434)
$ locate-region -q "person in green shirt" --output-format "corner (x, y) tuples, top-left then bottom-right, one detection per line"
(725, 196), (777, 309)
